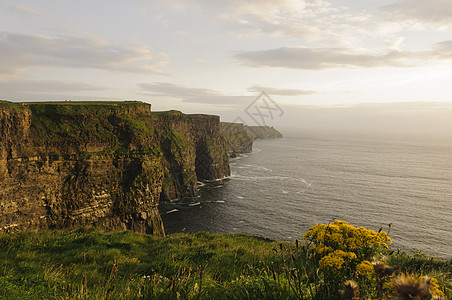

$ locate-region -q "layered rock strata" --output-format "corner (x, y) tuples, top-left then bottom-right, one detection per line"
(153, 111), (230, 201)
(0, 101), (230, 235)
(220, 122), (253, 154)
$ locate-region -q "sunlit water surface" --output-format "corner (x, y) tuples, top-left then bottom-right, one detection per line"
(159, 131), (452, 258)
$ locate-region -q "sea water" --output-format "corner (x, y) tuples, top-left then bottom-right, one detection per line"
(159, 131), (452, 258)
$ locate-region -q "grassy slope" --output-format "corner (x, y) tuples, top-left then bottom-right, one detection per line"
(0, 101), (29, 111)
(0, 229), (450, 299)
(25, 101), (157, 157)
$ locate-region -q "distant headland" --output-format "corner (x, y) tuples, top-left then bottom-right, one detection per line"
(220, 122), (283, 155)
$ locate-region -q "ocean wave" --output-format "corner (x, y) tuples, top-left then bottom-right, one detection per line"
(202, 176), (231, 183)
(231, 174), (311, 186)
(233, 163), (272, 172)
(256, 165), (272, 171)
(229, 154), (248, 162)
(197, 181), (206, 188)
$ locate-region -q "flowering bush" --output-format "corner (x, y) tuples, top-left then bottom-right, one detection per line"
(302, 220), (393, 296)
(303, 220), (392, 265)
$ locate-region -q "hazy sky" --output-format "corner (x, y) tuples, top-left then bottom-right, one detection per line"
(1, 0), (452, 132)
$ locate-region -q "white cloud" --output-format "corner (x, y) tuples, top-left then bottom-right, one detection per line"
(383, 0), (452, 26)
(235, 47), (411, 70)
(217, 0), (354, 42)
(139, 82), (250, 106)
(235, 41), (452, 70)
(160, 0), (392, 47)
(10, 5), (43, 16)
(0, 79), (109, 101)
(248, 85), (317, 96)
(1, 79), (106, 93)
(0, 31), (169, 79)
(433, 40), (452, 59)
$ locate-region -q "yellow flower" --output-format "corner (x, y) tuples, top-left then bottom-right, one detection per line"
(319, 250), (356, 270)
(315, 244), (332, 255)
(304, 221), (391, 253)
(356, 260), (374, 276)
(319, 254), (345, 269)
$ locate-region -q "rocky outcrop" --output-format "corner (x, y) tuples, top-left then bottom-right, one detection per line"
(245, 126), (283, 140)
(220, 123), (283, 155)
(220, 122), (253, 154)
(0, 101), (230, 235)
(154, 111), (230, 201)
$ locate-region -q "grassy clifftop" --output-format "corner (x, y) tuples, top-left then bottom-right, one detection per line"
(0, 225), (449, 299)
(0, 100), (156, 157)
(26, 101), (155, 155)
(0, 101), (28, 111)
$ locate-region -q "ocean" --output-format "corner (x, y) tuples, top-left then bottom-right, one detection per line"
(159, 131), (452, 258)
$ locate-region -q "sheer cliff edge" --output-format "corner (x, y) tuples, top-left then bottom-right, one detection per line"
(220, 122), (283, 155)
(0, 101), (230, 236)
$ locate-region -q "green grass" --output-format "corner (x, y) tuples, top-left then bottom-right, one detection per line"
(0, 101), (29, 112)
(24, 101), (157, 157)
(23, 101), (141, 106)
(0, 229), (450, 299)
(1, 100), (142, 112)
(0, 229), (283, 299)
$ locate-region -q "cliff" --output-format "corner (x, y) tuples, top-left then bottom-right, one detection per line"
(245, 126), (283, 140)
(153, 111), (230, 201)
(0, 101), (230, 235)
(220, 122), (253, 154)
(220, 123), (283, 154)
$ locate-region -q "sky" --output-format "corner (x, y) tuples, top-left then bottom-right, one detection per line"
(1, 0), (452, 133)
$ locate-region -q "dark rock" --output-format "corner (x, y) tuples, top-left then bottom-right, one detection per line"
(220, 122), (283, 154)
(220, 122), (253, 154)
(0, 101), (230, 236)
(153, 111), (230, 200)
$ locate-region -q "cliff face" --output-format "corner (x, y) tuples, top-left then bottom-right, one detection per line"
(153, 111), (230, 201)
(220, 122), (253, 154)
(220, 123), (283, 154)
(0, 101), (164, 235)
(0, 101), (230, 235)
